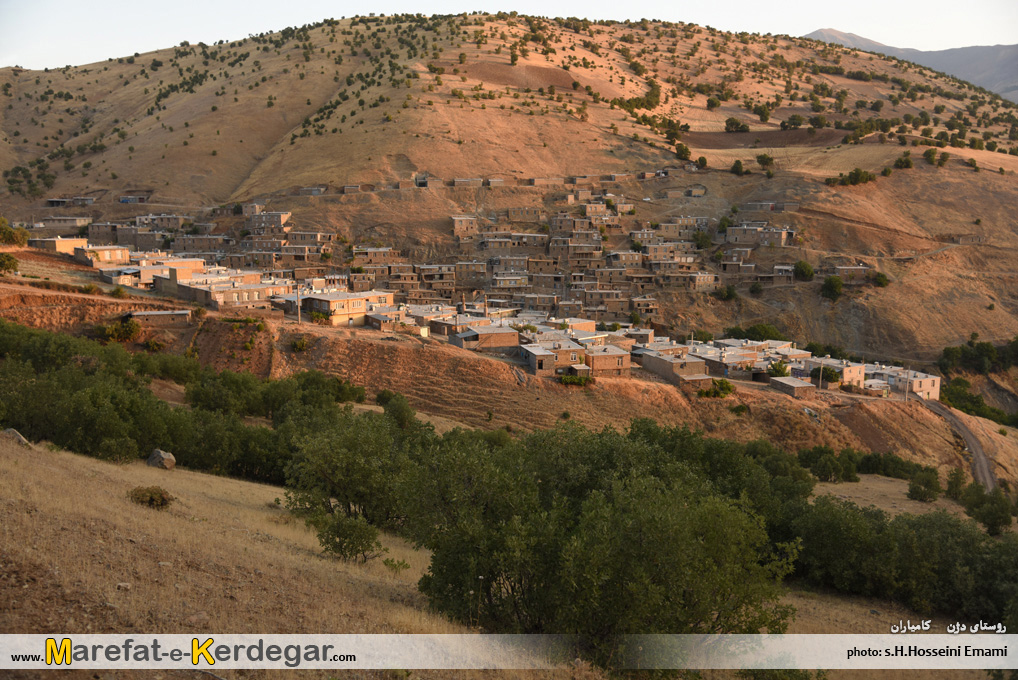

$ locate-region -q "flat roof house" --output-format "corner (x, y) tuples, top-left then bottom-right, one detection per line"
(451, 325), (520, 353)
(73, 245), (131, 267)
(521, 340), (585, 377)
(770, 376), (817, 399)
(584, 344), (630, 377)
(298, 290), (395, 326)
(641, 351), (708, 385)
(28, 236), (87, 254)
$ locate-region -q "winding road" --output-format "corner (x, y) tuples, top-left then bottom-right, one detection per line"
(921, 398), (996, 490)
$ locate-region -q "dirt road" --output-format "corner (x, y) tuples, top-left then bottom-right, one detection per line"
(922, 398), (996, 489)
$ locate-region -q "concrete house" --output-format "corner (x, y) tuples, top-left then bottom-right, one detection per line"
(803, 357), (865, 388)
(28, 236), (87, 254)
(770, 376), (817, 398)
(73, 245), (131, 267)
(584, 344), (630, 377)
(521, 340), (585, 376)
(451, 325), (519, 352)
(298, 290), (395, 326)
(641, 351), (708, 385)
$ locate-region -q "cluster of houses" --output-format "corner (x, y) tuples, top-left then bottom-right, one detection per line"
(23, 175), (937, 403)
(27, 182), (819, 328)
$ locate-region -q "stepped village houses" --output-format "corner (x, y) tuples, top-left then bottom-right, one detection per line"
(29, 169), (922, 397)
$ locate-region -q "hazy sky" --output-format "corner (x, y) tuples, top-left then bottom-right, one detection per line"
(2, 0), (1016, 69)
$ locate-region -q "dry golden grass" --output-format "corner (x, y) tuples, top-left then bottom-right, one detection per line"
(814, 474), (970, 519)
(0, 438), (613, 680)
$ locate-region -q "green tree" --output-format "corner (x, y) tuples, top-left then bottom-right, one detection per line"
(907, 468), (942, 502)
(756, 154), (775, 169)
(697, 156), (708, 169)
(793, 260), (814, 281)
(0, 253), (18, 275)
(810, 366), (839, 384)
(821, 276), (843, 301)
(813, 454), (842, 482)
(716, 285), (738, 301)
(558, 476), (796, 664)
(706, 97), (720, 110)
(783, 114), (804, 129)
(873, 272), (890, 287)
(975, 488), (1014, 536)
(750, 282), (764, 295)
(693, 231), (712, 249)
(0, 217), (29, 246)
(945, 468), (966, 500)
(767, 361), (790, 378)
(725, 117), (749, 133)
(731, 160), (746, 176)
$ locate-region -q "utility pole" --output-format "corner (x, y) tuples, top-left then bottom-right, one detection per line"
(296, 284), (301, 326)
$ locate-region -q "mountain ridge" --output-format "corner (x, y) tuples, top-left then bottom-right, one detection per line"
(804, 28), (1018, 100)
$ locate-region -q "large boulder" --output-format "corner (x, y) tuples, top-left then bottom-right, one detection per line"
(147, 449), (176, 470)
(2, 428), (31, 447)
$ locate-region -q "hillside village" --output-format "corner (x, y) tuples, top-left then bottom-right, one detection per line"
(5, 13), (1018, 676)
(20, 165), (942, 404)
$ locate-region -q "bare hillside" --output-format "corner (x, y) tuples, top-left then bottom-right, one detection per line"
(2, 14), (1015, 204)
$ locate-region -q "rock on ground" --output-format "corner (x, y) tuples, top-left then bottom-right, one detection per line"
(147, 449), (176, 470)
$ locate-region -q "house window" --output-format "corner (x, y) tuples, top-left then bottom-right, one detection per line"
(571, 353), (577, 362)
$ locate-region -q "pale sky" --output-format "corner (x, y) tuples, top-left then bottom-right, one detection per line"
(2, 0), (1016, 69)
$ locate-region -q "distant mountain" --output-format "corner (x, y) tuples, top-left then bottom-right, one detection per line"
(804, 28), (1018, 101)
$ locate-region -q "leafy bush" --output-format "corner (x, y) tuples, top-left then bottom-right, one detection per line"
(907, 468), (942, 502)
(793, 260), (814, 281)
(715, 285), (738, 301)
(698, 378), (735, 399)
(129, 486), (174, 509)
(726, 324), (788, 342)
(561, 375), (592, 387)
(97, 319), (141, 343)
(821, 276), (843, 301)
(0, 253), (18, 275)
(810, 366), (839, 384)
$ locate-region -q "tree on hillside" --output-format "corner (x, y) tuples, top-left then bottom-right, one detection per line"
(731, 160), (747, 176)
(974, 489), (1013, 536)
(793, 260), (814, 281)
(0, 217), (29, 247)
(821, 276), (843, 301)
(706, 97), (720, 111)
(907, 468), (942, 502)
(756, 154), (774, 169)
(725, 117), (749, 133)
(945, 468), (966, 500)
(782, 114), (804, 130)
(0, 253), (18, 276)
